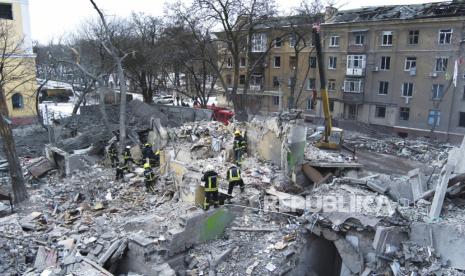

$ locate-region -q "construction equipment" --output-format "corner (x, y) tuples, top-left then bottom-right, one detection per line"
(312, 26), (344, 150)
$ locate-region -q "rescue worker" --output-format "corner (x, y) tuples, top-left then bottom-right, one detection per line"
(115, 162), (127, 180)
(201, 165), (219, 210)
(123, 146), (134, 167)
(108, 142), (118, 168)
(233, 130), (247, 165)
(143, 162), (157, 193)
(141, 143), (160, 168)
(226, 165), (244, 196)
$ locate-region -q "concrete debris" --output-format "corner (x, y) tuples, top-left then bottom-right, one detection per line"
(2, 114), (465, 276)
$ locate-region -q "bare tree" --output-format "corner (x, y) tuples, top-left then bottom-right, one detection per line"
(189, 0), (278, 121)
(0, 21), (37, 202)
(90, 0), (130, 151)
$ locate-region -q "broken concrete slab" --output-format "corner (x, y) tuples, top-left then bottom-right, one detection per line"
(408, 168), (426, 201)
(410, 222), (465, 270)
(334, 238), (363, 274)
(34, 246), (58, 271)
(27, 157), (56, 178)
(372, 226), (408, 256)
(429, 164), (454, 219)
(320, 212), (382, 229)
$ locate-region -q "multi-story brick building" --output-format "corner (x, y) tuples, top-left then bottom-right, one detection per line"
(219, 1), (465, 141)
(0, 0), (36, 125)
(315, 1), (465, 141)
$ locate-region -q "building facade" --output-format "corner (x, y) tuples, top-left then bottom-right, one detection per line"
(315, 1), (465, 141)
(1, 0), (36, 125)
(219, 1), (465, 141)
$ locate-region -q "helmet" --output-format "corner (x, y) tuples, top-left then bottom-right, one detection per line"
(143, 163), (151, 169)
(234, 130), (241, 136)
(206, 165), (214, 171)
(155, 150), (160, 155)
(126, 145), (131, 149)
(145, 143), (152, 147)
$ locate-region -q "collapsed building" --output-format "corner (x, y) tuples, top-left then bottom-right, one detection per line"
(1, 101), (465, 275)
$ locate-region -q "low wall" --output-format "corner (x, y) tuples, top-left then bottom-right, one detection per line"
(152, 104), (213, 123)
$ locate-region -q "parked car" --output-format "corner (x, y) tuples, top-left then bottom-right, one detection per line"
(154, 95), (174, 104)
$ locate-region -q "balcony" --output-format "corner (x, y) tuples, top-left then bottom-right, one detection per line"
(347, 44), (368, 53)
(346, 67), (365, 76)
(342, 92), (364, 103)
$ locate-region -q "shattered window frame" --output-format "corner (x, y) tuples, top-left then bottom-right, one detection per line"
(381, 31), (393, 46)
(329, 35), (340, 47)
(344, 78), (363, 93)
(435, 57), (448, 72)
(289, 33), (297, 48)
(380, 56), (391, 70)
(378, 81), (389, 95)
(402, 82), (414, 97)
(272, 76), (279, 88)
(399, 107), (410, 121)
(354, 33), (365, 45)
(251, 33), (267, 52)
(375, 105), (386, 118)
(226, 74), (232, 85)
(239, 74), (245, 85)
(404, 57), (417, 71)
(0, 3), (13, 20)
(11, 93), (23, 109)
(347, 55), (365, 69)
(408, 30), (419, 45)
(438, 29), (453, 45)
(226, 57), (232, 68)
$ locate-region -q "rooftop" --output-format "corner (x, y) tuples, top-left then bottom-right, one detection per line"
(325, 1), (465, 24)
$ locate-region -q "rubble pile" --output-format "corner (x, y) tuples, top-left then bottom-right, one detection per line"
(1, 112), (465, 275)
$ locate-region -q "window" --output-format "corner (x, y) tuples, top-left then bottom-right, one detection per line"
(380, 56), (391, 70)
(11, 93), (23, 109)
(289, 56), (297, 69)
(272, 76), (279, 88)
(439, 29), (452, 45)
(307, 97), (313, 110)
(399, 107), (410, 121)
(329, 99), (334, 112)
(289, 34), (296, 47)
(463, 85), (465, 100)
(239, 75), (245, 85)
(309, 56), (317, 68)
(344, 79), (363, 93)
(240, 57), (246, 67)
(307, 78), (316, 90)
(378, 81), (389, 95)
(226, 58), (232, 68)
(329, 35), (340, 47)
(328, 56), (337, 69)
(226, 74), (232, 85)
(408, 30), (419, 45)
(355, 33), (364, 45)
(273, 56), (281, 68)
(381, 31), (393, 46)
(404, 57), (417, 71)
(459, 112), (465, 127)
(402, 82), (413, 97)
(251, 33), (267, 52)
(432, 84), (444, 100)
(272, 96), (279, 106)
(274, 37), (282, 48)
(435, 57), (448, 72)
(428, 110), (440, 126)
(328, 79), (336, 91)
(375, 106), (386, 118)
(0, 4), (13, 20)
(347, 55), (365, 69)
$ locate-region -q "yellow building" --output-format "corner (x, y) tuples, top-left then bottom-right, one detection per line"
(1, 0), (36, 125)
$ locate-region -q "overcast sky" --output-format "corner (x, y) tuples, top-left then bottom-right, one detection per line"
(30, 0), (444, 43)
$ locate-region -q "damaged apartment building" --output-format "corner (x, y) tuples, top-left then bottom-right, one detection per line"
(219, 1), (465, 142)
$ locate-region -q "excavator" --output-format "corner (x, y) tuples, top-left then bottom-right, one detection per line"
(312, 26), (344, 150)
